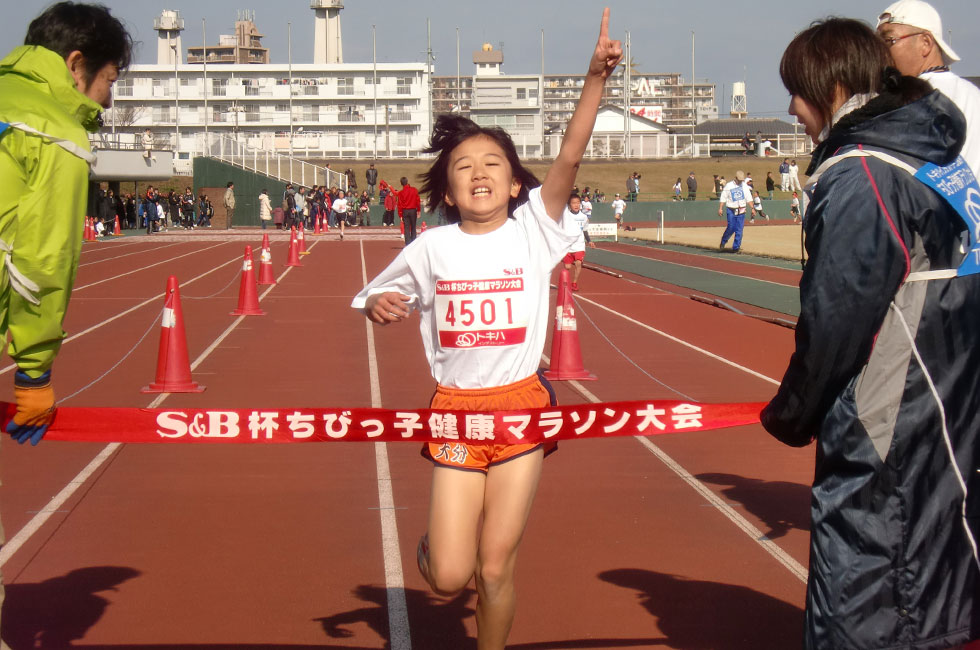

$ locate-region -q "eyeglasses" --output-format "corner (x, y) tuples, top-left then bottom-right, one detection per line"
(880, 31), (925, 47)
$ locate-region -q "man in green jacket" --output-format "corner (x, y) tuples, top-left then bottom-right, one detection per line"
(0, 3), (131, 446)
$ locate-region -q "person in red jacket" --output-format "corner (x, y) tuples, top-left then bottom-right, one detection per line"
(396, 176), (421, 245)
(380, 179), (397, 226)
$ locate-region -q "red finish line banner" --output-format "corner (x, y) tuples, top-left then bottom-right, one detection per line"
(1, 400), (764, 444)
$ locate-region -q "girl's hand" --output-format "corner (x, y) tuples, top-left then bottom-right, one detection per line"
(589, 8), (623, 80)
(365, 291), (412, 325)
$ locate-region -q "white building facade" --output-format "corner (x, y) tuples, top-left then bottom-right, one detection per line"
(105, 62), (431, 162)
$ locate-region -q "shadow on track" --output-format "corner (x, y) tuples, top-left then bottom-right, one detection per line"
(2, 565), (141, 649)
(695, 471), (810, 540)
(600, 568), (803, 649)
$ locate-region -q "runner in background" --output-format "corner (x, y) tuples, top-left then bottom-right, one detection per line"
(351, 9), (621, 648)
(562, 194), (589, 291)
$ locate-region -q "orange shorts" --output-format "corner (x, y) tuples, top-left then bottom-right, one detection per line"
(422, 372), (557, 473)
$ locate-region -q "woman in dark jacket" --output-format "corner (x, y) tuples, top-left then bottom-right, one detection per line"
(761, 18), (980, 650)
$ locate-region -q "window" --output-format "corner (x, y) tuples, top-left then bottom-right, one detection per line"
(396, 77), (412, 95)
(529, 88), (538, 99)
(516, 88), (526, 100)
(340, 132), (356, 148)
(517, 115), (534, 127)
(180, 77), (194, 87)
(275, 104), (289, 113)
(211, 78), (227, 97)
(152, 106), (174, 122)
(244, 106), (260, 122)
(115, 78), (133, 97)
(338, 77), (354, 95)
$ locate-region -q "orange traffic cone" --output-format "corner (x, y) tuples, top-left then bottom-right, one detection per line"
(231, 245), (265, 316)
(112, 215), (123, 236)
(297, 225), (309, 255)
(285, 226), (302, 267)
(82, 217), (90, 242)
(141, 275), (206, 393)
(543, 268), (596, 381)
(257, 232), (276, 285)
(84, 216), (94, 241)
(313, 212), (321, 235)
(322, 213), (329, 232)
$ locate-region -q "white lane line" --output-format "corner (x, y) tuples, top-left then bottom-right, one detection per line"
(602, 247), (800, 289)
(0, 245), (300, 570)
(360, 239), (411, 650)
(0, 252), (245, 378)
(79, 242), (183, 268)
(0, 443), (121, 567)
(73, 242), (228, 292)
(540, 295), (808, 583)
(573, 294), (780, 386)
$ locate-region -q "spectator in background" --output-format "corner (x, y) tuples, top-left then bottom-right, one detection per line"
(876, 0), (980, 175)
(124, 192), (136, 229)
(741, 131), (752, 155)
(686, 171), (697, 200)
(358, 190), (371, 226)
(396, 176), (421, 245)
(294, 186), (308, 230)
(142, 128), (153, 159)
(765, 171), (775, 200)
(626, 172), (637, 201)
(672, 177), (682, 201)
(365, 163), (378, 198)
(181, 186), (195, 229)
(258, 189), (272, 230)
(779, 158), (791, 191)
(223, 181), (235, 228)
(380, 180), (396, 227)
(345, 168), (357, 193)
(788, 159), (803, 191)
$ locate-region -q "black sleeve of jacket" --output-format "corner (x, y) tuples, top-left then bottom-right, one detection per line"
(760, 161), (911, 446)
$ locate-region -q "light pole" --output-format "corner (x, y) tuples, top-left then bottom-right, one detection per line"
(690, 31), (695, 156)
(172, 36), (179, 154)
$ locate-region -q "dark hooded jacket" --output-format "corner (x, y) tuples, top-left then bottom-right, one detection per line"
(761, 77), (980, 649)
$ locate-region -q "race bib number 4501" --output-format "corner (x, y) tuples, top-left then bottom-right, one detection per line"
(435, 278), (528, 348)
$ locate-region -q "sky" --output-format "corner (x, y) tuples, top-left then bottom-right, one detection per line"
(2, 1), (978, 119)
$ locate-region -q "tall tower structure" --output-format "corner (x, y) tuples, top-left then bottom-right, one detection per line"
(154, 10), (185, 65)
(311, 0), (343, 64)
(730, 81), (747, 118)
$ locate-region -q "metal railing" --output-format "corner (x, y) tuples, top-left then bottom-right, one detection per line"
(203, 134), (348, 190)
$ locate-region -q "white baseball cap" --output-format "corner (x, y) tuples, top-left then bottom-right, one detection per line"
(877, 0), (959, 63)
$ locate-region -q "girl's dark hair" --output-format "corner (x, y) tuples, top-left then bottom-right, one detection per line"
(780, 17), (891, 124)
(25, 2), (133, 83)
(420, 114), (540, 224)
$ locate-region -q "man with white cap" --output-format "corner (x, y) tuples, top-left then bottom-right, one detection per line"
(718, 170), (755, 253)
(877, 0), (980, 174)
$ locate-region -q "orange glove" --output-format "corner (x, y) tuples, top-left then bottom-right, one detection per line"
(7, 370), (55, 445)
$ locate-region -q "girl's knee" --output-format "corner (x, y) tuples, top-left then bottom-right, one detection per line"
(426, 561), (472, 596)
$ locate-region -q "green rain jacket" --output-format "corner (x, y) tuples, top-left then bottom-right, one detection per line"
(0, 46), (102, 379)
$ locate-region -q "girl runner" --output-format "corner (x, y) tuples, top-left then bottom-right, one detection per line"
(352, 10), (621, 648)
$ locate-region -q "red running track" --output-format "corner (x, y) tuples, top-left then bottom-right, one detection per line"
(0, 235), (812, 649)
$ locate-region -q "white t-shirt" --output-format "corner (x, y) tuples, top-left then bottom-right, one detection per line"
(720, 180), (751, 211)
(612, 199), (626, 215)
(581, 199), (593, 218)
(332, 198), (348, 214)
(922, 70), (980, 176)
(562, 208), (588, 254)
(352, 187), (577, 389)
(753, 195), (763, 211)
